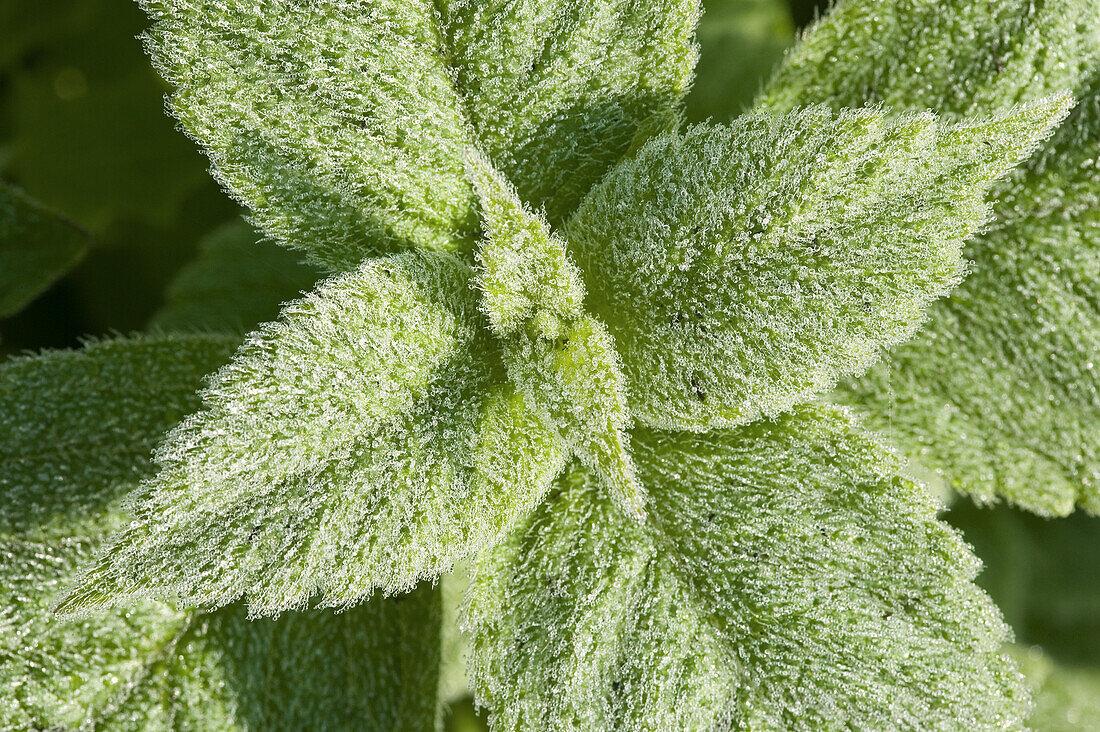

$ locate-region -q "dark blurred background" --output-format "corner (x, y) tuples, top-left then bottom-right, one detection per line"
(0, 1), (240, 352)
(13, 2), (1095, 730)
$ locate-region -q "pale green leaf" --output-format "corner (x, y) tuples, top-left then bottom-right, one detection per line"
(469, 155), (643, 519)
(139, 0), (698, 269)
(1013, 646), (1100, 732)
(759, 0), (1100, 118)
(1, 336), (441, 728)
(564, 100), (1067, 431)
(139, 0), (476, 270)
(464, 405), (1026, 730)
(836, 212), (1100, 516)
(467, 153), (584, 338)
(60, 251), (566, 617)
(503, 315), (645, 520)
(836, 80), (1100, 516)
(0, 183), (89, 319)
(780, 3), (1100, 515)
(3, 521), (442, 730)
(150, 220), (321, 333)
(1, 335), (227, 728)
(440, 0), (699, 224)
(0, 334), (236, 534)
(3, 521), (213, 730)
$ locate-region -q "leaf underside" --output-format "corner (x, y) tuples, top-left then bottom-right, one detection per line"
(0, 182), (89, 319)
(149, 219), (321, 333)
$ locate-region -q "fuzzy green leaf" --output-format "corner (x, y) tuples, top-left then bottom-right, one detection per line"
(836, 214), (1100, 516)
(0, 334), (236, 534)
(139, 0), (477, 270)
(464, 405), (1026, 729)
(565, 100), (1067, 430)
(469, 154), (643, 519)
(3, 522), (442, 730)
(759, 0), (1100, 118)
(1, 335), (225, 727)
(3, 521), (211, 730)
(139, 0), (698, 270)
(836, 81), (1100, 516)
(60, 251), (566, 617)
(441, 0), (699, 224)
(502, 316), (645, 520)
(467, 153), (585, 338)
(1, 336), (441, 729)
(775, 1), (1100, 515)
(150, 220), (321, 333)
(0, 183), (89, 319)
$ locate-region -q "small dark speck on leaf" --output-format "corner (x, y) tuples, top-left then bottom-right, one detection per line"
(691, 376), (707, 402)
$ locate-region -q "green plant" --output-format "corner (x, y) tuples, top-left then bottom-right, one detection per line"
(3, 0), (1100, 729)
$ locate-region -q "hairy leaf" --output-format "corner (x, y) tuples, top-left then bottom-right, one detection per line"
(139, 0), (697, 269)
(837, 213), (1100, 515)
(502, 316), (644, 520)
(150, 220), (321, 333)
(0, 183), (88, 319)
(1, 336), (441, 729)
(565, 100), (1067, 430)
(60, 251), (565, 617)
(1014, 646), (1100, 732)
(1, 336), (225, 728)
(464, 405), (1026, 729)
(468, 153), (585, 338)
(759, 0), (1100, 118)
(0, 334), (236, 534)
(775, 1), (1100, 514)
(441, 0), (699, 224)
(3, 521), (211, 730)
(138, 0), (476, 270)
(836, 80), (1100, 515)
(470, 155), (643, 518)
(3, 521), (441, 730)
